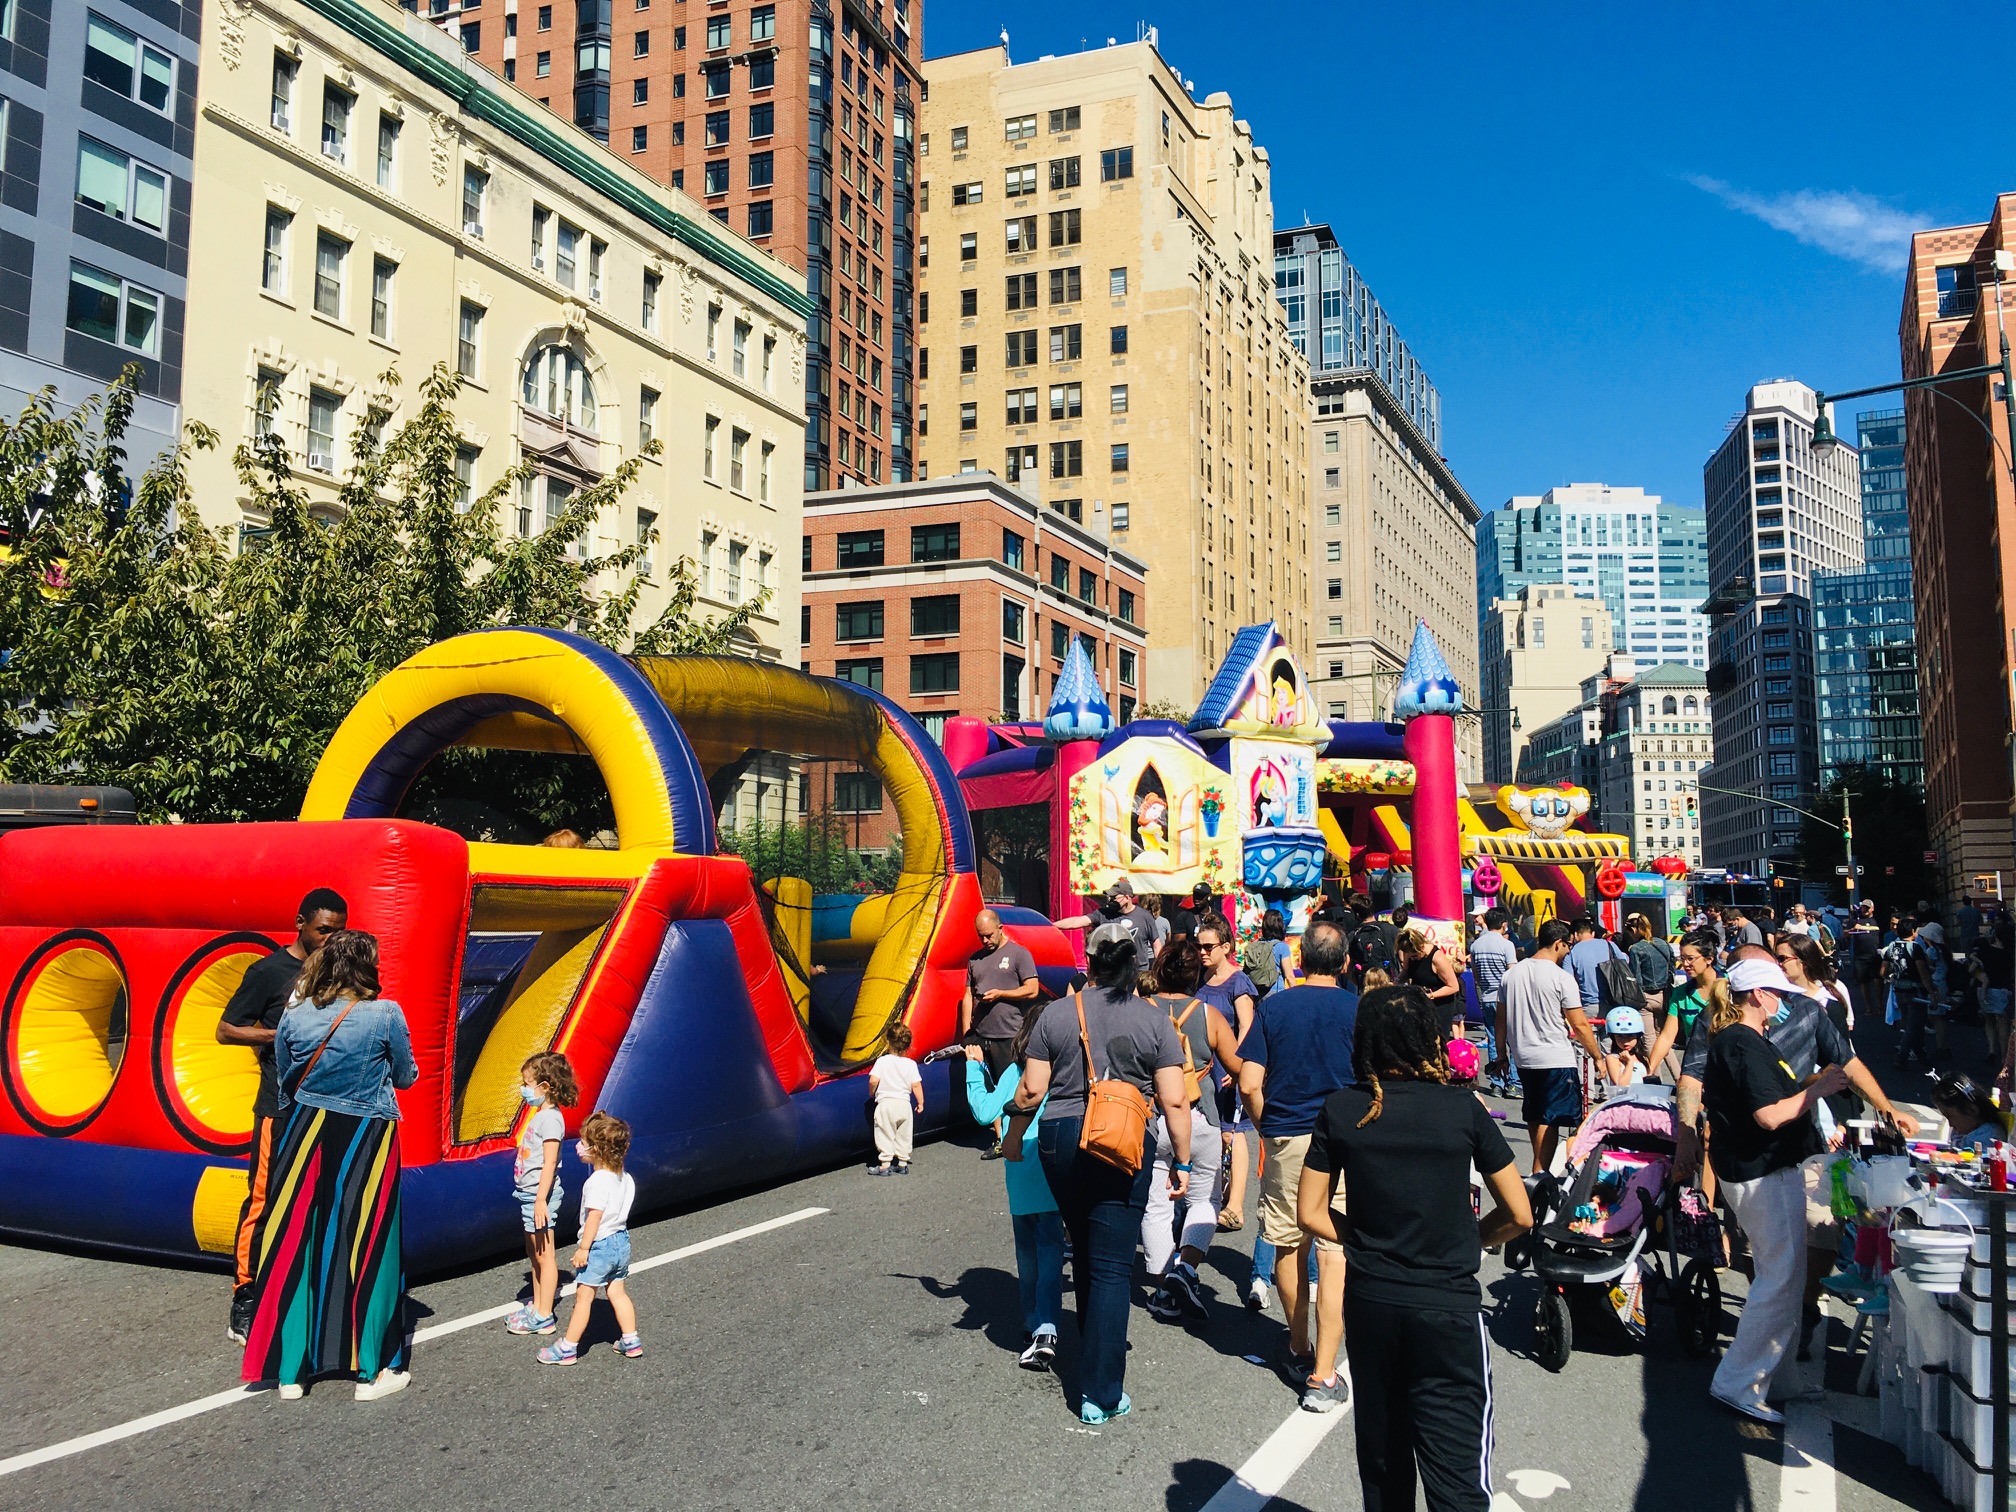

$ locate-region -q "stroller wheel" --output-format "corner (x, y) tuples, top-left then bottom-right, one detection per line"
(1676, 1257), (1723, 1358)
(1535, 1288), (1573, 1372)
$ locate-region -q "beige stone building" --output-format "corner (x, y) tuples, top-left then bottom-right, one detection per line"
(1308, 374), (1480, 777)
(1479, 584), (1613, 784)
(186, 0), (809, 682)
(914, 41), (1313, 705)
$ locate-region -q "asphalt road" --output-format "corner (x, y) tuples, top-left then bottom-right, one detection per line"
(0, 1078), (1952, 1512)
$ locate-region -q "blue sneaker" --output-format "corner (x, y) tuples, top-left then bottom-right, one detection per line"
(1080, 1393), (1132, 1424)
(536, 1340), (579, 1366)
(506, 1308), (557, 1336)
(615, 1333), (644, 1358)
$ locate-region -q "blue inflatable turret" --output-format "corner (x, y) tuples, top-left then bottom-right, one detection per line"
(1044, 638), (1114, 743)
(1392, 621), (1463, 720)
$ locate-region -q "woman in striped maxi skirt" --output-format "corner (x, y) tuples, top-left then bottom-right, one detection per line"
(242, 930), (418, 1401)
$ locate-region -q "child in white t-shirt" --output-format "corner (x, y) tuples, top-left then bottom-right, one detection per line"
(539, 1112), (641, 1365)
(868, 1023), (924, 1175)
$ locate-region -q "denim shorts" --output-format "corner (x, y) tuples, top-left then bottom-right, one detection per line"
(576, 1231), (631, 1288)
(518, 1184), (563, 1234)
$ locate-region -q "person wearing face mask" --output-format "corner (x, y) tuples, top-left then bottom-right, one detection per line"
(506, 1052), (582, 1339)
(539, 1112), (642, 1365)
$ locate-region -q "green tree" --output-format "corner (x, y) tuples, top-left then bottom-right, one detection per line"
(718, 808), (904, 894)
(1798, 764), (1934, 911)
(0, 367), (763, 826)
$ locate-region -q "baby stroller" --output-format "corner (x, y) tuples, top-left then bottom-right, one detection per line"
(1509, 1086), (1724, 1371)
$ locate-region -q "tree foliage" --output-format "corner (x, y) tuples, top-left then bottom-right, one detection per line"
(718, 808), (905, 895)
(1797, 764), (1934, 910)
(0, 366), (764, 824)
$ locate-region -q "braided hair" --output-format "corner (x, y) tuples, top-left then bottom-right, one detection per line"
(1352, 984), (1450, 1127)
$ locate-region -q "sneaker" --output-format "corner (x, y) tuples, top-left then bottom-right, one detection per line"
(1144, 1283), (1181, 1322)
(355, 1369), (410, 1402)
(506, 1308), (557, 1336)
(1163, 1262), (1207, 1319)
(1244, 1277), (1272, 1312)
(1018, 1329), (1057, 1371)
(277, 1383), (305, 1402)
(870, 1163), (893, 1177)
(615, 1333), (644, 1358)
(981, 1143), (1005, 1161)
(1710, 1389), (1784, 1426)
(537, 1340), (580, 1366)
(894, 1161), (912, 1175)
(227, 1287), (254, 1346)
(1279, 1349), (1315, 1386)
(1300, 1373), (1347, 1414)
(1079, 1392), (1132, 1425)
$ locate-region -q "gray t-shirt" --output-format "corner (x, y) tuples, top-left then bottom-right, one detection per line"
(1499, 956), (1580, 1072)
(1025, 984), (1182, 1118)
(1148, 993), (1225, 1128)
(1108, 905), (1159, 969)
(968, 939), (1039, 1039)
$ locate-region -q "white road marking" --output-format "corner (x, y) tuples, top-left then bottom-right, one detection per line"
(1198, 1373), (1353, 1512)
(0, 1205), (828, 1480)
(1779, 1401), (1837, 1512)
(1506, 1468), (1571, 1499)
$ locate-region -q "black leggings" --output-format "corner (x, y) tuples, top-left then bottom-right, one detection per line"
(1343, 1292), (1494, 1512)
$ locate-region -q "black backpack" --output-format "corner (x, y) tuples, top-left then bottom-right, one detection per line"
(1597, 943), (1647, 1013)
(1352, 923), (1393, 975)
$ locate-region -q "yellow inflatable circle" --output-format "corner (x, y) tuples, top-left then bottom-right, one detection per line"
(162, 947), (264, 1147)
(6, 938), (127, 1131)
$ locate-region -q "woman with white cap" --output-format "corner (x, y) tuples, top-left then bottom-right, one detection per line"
(1703, 955), (1850, 1425)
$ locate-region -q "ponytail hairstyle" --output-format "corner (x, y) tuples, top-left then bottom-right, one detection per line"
(1705, 978), (1743, 1036)
(1351, 984), (1449, 1127)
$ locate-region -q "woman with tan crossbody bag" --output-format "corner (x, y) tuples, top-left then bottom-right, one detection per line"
(1007, 920), (1195, 1424)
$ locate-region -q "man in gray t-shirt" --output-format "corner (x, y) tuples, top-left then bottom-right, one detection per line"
(963, 910), (1040, 1088)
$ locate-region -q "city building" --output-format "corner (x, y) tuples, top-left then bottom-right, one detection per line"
(1478, 584), (1613, 784)
(1272, 227), (1478, 778)
(445, 0), (920, 492)
(0, 0), (204, 465)
(799, 470), (1145, 845)
(1897, 197), (2016, 901)
(1273, 224), (1440, 451)
(1812, 409), (1921, 790)
(1595, 661), (1713, 869)
(914, 40), (1314, 705)
(1699, 380), (1864, 877)
(188, 0), (810, 826)
(1476, 484), (1709, 670)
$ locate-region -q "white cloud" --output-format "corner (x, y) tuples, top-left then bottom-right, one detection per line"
(1687, 175), (1923, 274)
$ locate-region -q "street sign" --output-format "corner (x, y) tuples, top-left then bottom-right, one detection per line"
(1925, 850), (1939, 865)
(1835, 865), (1851, 875)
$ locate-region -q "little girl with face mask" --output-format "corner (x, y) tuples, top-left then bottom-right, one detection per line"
(507, 1051), (580, 1337)
(540, 1111), (642, 1364)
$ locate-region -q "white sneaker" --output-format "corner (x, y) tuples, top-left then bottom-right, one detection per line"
(354, 1369), (410, 1402)
(277, 1384), (304, 1401)
(1245, 1278), (1272, 1312)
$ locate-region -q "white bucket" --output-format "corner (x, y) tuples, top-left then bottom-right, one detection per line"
(1892, 1229), (1973, 1293)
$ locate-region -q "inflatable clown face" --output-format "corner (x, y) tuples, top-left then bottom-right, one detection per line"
(1496, 783), (1590, 840)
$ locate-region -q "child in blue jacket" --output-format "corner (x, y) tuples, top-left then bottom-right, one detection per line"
(965, 1027), (1064, 1370)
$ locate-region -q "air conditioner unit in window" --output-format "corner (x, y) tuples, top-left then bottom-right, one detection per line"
(307, 450), (334, 472)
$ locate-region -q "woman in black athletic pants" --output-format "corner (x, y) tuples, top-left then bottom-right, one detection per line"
(1297, 985), (1533, 1512)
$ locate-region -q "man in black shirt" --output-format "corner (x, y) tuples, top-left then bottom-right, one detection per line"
(217, 886), (347, 1343)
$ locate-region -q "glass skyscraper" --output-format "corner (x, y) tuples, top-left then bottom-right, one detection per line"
(1273, 225), (1441, 452)
(1812, 410), (1921, 789)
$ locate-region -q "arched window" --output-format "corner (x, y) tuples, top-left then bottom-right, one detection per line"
(521, 344), (597, 431)
(1661, 695), (1678, 715)
(1683, 695), (1699, 715)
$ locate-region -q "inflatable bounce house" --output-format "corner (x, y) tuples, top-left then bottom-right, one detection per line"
(0, 627), (1073, 1271)
(948, 620), (1676, 950)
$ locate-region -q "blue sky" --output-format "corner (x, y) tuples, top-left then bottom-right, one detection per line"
(920, 2), (2016, 513)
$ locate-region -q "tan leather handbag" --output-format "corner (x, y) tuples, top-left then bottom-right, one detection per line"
(1074, 991), (1151, 1174)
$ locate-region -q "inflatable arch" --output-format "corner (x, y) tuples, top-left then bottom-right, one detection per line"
(0, 628), (1030, 1269)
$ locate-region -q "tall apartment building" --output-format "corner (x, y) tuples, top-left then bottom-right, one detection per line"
(0, 0), (203, 466)
(914, 41), (1313, 705)
(1813, 410), (1921, 791)
(1478, 584), (1612, 783)
(799, 472), (1145, 845)
(1476, 485), (1709, 670)
(1596, 662), (1713, 869)
(1898, 197), (2016, 901)
(1271, 225), (1477, 777)
(1699, 380), (1863, 876)
(190, 0), (808, 712)
(445, 0), (919, 492)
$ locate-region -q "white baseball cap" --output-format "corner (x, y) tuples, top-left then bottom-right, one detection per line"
(1727, 957), (1798, 997)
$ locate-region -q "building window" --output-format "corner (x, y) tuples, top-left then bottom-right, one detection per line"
(638, 385), (658, 446)
(1006, 216), (1036, 254)
(729, 428), (749, 490)
(750, 101), (775, 138)
(837, 529), (885, 568)
(1048, 324), (1082, 362)
(706, 13), (731, 47)
(911, 652), (960, 694)
(834, 660), (884, 694)
(1078, 568), (1098, 604)
(1111, 501), (1130, 531)
(732, 320), (750, 378)
(912, 523), (960, 562)
(521, 344), (598, 430)
(952, 181), (983, 205)
(631, 125), (647, 153)
(1110, 384), (1129, 415)
(1936, 263), (1978, 319)
(376, 113), (400, 188)
(1109, 325), (1128, 355)
(1050, 621), (1069, 660)
(750, 4), (776, 40)
(321, 83), (352, 163)
(836, 600), (884, 640)
(86, 16), (174, 115)
(454, 446), (479, 511)
(1048, 265), (1082, 304)
(270, 52), (297, 132)
(313, 232), (347, 320)
(1003, 332), (1034, 367)
(1326, 579), (1342, 601)
(261, 207), (290, 293)
(911, 595), (960, 636)
(65, 261), (160, 356)
(536, 50), (551, 76)
(1048, 383), (1082, 420)
(1118, 649), (1136, 688)
(1049, 440), (1083, 478)
(704, 159), (730, 195)
(306, 388), (340, 472)
(950, 126), (969, 151)
(748, 151), (774, 188)
(704, 62), (730, 98)
(833, 769), (883, 812)
(1048, 105), (1081, 133)
(370, 256), (396, 341)
(1110, 443), (1129, 474)
(1099, 146), (1134, 181)
(1325, 540), (1341, 563)
(461, 166), (487, 237)
(642, 271), (660, 331)
(1002, 530), (1026, 572)
(1049, 209), (1081, 246)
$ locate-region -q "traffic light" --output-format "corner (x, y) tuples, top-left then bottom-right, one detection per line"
(1685, 795), (1698, 817)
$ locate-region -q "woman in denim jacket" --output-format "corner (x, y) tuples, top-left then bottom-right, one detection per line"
(241, 930), (418, 1403)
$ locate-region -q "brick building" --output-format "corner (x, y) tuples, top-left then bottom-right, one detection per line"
(1898, 196), (2016, 901)
(436, 0), (919, 491)
(800, 472), (1145, 844)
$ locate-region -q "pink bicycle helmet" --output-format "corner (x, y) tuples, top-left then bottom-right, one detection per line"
(1445, 1037), (1482, 1082)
